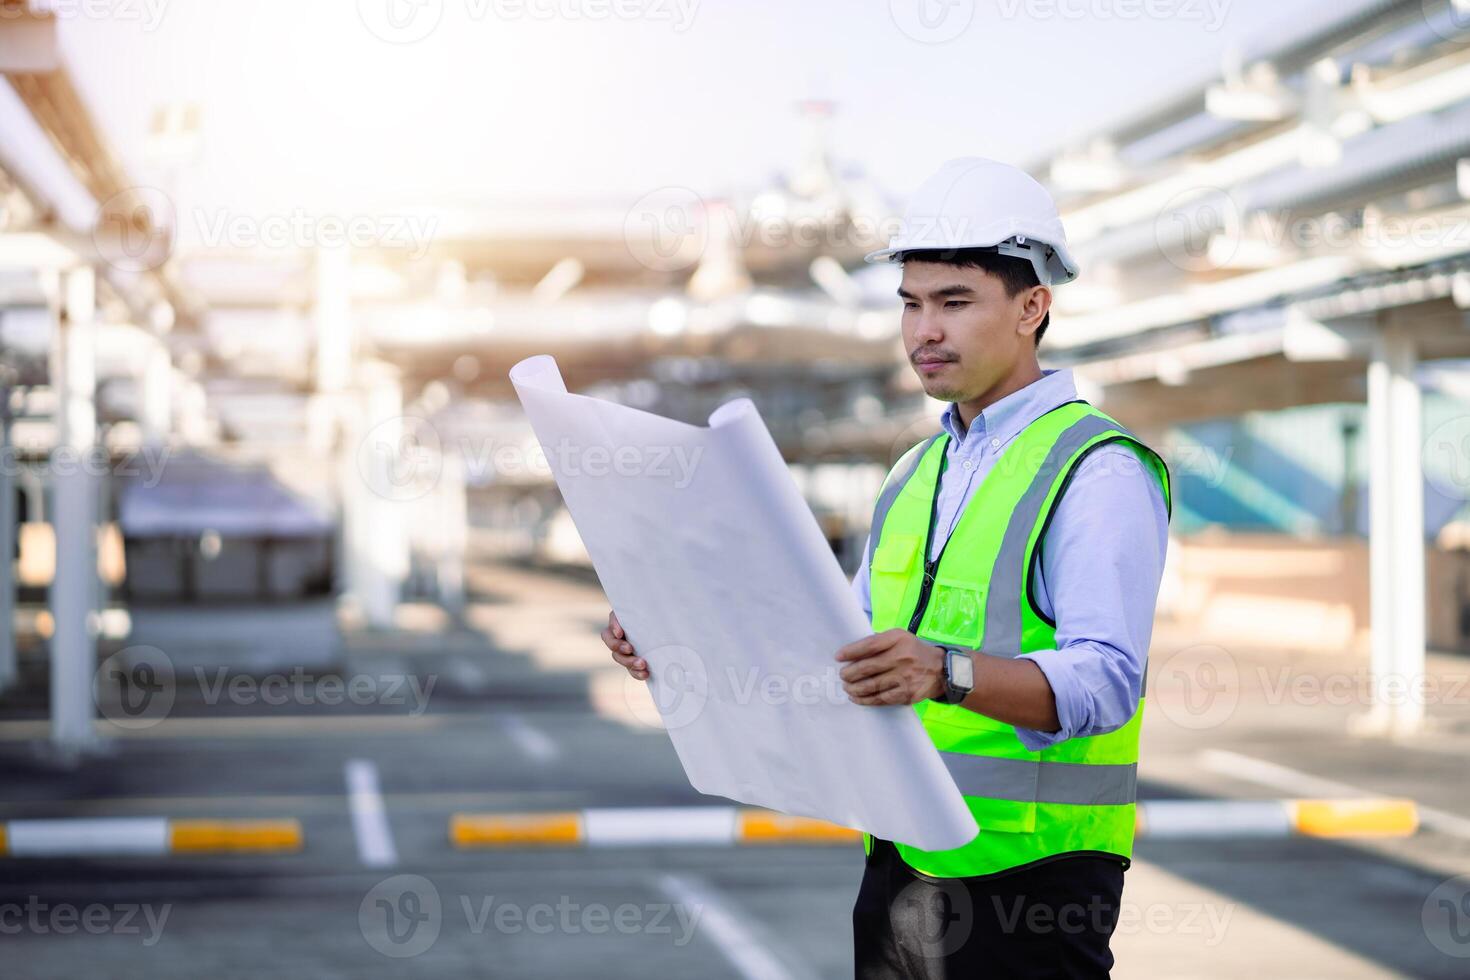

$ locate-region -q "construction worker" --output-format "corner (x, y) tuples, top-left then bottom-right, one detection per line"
(604, 157), (1170, 978)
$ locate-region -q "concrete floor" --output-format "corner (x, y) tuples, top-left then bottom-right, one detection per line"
(0, 560), (1467, 978)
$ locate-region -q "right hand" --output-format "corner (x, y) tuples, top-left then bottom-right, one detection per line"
(602, 611), (649, 681)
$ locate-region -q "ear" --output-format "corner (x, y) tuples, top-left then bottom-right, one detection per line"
(1017, 285), (1052, 338)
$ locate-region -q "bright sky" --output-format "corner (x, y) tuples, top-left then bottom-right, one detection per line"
(55, 0), (1316, 222)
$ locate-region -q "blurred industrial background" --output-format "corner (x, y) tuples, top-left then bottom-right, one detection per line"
(3, 0), (1470, 976)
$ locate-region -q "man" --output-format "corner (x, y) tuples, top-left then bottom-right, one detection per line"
(605, 157), (1170, 977)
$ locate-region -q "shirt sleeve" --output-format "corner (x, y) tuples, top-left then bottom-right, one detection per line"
(1013, 443), (1169, 751)
(850, 534), (873, 624)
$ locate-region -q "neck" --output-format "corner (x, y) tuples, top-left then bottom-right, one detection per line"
(954, 357), (1044, 433)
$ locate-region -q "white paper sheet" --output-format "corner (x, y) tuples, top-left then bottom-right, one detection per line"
(510, 354), (977, 851)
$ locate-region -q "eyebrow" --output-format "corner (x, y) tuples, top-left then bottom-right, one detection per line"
(896, 285), (978, 300)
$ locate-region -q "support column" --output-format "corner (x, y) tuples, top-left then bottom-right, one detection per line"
(314, 246), (352, 394)
(342, 362), (408, 629)
(0, 398), (16, 692)
(139, 340), (172, 447)
(49, 265), (99, 754)
(436, 451), (466, 619)
(1364, 323), (1426, 736)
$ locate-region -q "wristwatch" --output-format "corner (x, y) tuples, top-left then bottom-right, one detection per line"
(935, 646), (975, 705)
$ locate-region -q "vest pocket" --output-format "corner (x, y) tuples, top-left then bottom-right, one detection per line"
(871, 531), (921, 573)
(869, 532), (921, 628)
(919, 575), (985, 647)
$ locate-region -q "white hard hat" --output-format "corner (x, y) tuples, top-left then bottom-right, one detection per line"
(865, 157), (1080, 287)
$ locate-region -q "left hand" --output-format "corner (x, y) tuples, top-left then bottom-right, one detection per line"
(836, 629), (946, 706)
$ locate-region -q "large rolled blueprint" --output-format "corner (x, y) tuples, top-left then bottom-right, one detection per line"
(510, 355), (977, 851)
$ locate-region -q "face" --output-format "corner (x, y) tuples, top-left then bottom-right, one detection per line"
(898, 260), (1047, 403)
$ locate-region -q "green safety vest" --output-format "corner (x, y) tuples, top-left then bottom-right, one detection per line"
(865, 398), (1171, 878)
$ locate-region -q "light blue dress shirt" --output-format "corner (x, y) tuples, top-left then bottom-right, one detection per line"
(849, 368), (1170, 751)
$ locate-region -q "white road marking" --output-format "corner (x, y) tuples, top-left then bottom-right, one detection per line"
(500, 713), (559, 763)
(586, 807), (735, 846)
(1199, 749), (1361, 797)
(1200, 748), (1470, 839)
(657, 872), (814, 980)
(7, 818), (168, 856)
(345, 759), (398, 868)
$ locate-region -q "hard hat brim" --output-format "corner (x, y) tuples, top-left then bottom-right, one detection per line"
(863, 239), (1080, 286)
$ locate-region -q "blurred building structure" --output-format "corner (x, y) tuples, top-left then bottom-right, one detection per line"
(4, 0), (1470, 751)
(1038, 0), (1470, 734)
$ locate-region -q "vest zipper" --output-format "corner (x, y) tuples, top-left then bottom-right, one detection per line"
(908, 558), (939, 634)
(907, 439), (950, 635)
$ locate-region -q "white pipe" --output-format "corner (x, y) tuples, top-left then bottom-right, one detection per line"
(0, 408), (14, 691)
(1385, 325), (1426, 734)
(48, 266), (99, 754)
(1366, 329), (1395, 732)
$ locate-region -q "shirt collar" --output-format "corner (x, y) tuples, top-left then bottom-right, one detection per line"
(939, 368), (1079, 451)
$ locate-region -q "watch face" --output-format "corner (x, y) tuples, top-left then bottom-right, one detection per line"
(949, 651), (975, 691)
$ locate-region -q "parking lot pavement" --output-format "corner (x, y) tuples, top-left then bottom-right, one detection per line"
(1, 560), (1468, 977)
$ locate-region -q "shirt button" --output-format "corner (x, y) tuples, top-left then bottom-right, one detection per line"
(963, 459), (975, 471)
(990, 438), (1000, 448)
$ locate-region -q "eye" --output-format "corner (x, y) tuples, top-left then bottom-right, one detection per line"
(902, 301), (919, 311)
(944, 300), (970, 309)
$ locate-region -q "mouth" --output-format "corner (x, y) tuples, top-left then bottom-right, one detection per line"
(914, 358), (955, 374)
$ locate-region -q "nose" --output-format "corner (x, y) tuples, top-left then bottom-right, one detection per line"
(910, 308), (944, 346)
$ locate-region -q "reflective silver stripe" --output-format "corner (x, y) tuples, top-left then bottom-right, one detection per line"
(866, 434), (944, 568)
(940, 753), (1138, 806)
(983, 414), (1124, 658)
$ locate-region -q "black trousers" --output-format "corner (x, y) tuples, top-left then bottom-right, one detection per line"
(852, 838), (1125, 979)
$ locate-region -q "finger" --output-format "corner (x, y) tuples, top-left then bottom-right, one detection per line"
(602, 625), (637, 656)
(852, 690), (905, 705)
(843, 671), (900, 699)
(848, 678), (904, 705)
(835, 629), (903, 662)
(610, 613), (624, 640)
(839, 651), (895, 684)
(610, 646), (647, 670)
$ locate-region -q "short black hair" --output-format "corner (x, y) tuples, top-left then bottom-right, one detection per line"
(896, 247), (1050, 346)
